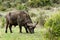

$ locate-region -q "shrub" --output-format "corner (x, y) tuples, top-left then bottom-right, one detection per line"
(53, 0), (60, 4)
(26, 1), (41, 7)
(16, 4), (28, 11)
(0, 6), (6, 11)
(44, 12), (60, 40)
(2, 1), (11, 8)
(26, 0), (52, 7)
(20, 0), (28, 3)
(10, 2), (16, 8)
(0, 17), (5, 28)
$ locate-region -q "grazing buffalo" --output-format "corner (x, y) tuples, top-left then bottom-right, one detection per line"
(5, 10), (38, 33)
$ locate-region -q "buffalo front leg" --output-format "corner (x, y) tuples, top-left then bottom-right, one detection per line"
(19, 25), (22, 33)
(5, 23), (8, 33)
(24, 26), (28, 33)
(9, 24), (13, 33)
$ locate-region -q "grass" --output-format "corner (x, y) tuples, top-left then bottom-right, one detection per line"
(0, 8), (52, 40)
(0, 26), (47, 40)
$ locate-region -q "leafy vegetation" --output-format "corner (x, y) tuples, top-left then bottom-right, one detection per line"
(26, 0), (52, 7)
(0, 0), (60, 11)
(44, 11), (60, 40)
(0, 16), (5, 28)
(16, 4), (28, 11)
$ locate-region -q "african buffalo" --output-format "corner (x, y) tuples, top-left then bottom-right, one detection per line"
(5, 10), (38, 33)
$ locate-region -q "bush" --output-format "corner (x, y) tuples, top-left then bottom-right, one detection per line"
(2, 1), (11, 8)
(44, 12), (60, 40)
(0, 6), (6, 11)
(26, 0), (52, 7)
(53, 0), (60, 4)
(20, 0), (28, 3)
(10, 2), (16, 8)
(0, 17), (5, 28)
(26, 1), (40, 7)
(16, 4), (28, 11)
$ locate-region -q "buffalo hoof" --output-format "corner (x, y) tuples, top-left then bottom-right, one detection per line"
(26, 31), (28, 33)
(10, 32), (13, 33)
(30, 32), (34, 34)
(20, 31), (22, 33)
(5, 31), (7, 33)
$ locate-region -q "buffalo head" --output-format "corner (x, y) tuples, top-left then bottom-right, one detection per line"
(27, 22), (38, 33)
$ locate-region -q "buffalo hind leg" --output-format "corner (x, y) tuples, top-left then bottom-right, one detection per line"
(5, 23), (9, 33)
(9, 24), (13, 33)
